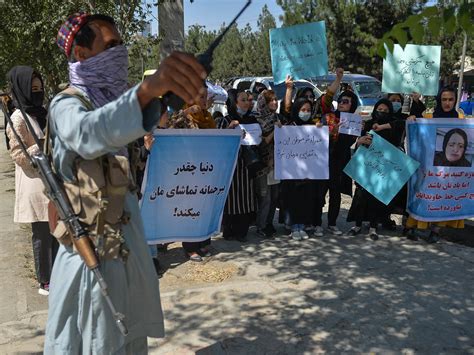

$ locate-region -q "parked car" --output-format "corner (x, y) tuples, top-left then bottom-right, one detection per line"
(309, 73), (383, 118)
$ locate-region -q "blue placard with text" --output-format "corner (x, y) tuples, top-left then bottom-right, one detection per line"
(270, 21), (328, 84)
(140, 129), (241, 244)
(343, 131), (420, 205)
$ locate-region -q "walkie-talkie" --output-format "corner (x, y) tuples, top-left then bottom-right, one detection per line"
(163, 0), (252, 110)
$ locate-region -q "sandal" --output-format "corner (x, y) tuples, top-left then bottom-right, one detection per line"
(185, 251), (203, 262)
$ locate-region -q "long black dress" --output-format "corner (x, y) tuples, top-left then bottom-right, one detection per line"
(347, 116), (406, 227)
(217, 112), (257, 240)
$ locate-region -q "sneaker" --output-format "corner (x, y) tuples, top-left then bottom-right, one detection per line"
(348, 227), (362, 236)
(313, 226), (324, 237)
(290, 231), (302, 241)
(369, 228), (379, 241)
(38, 283), (49, 296)
(299, 230), (309, 240)
(328, 225), (343, 236)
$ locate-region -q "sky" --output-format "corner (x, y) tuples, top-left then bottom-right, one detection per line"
(147, 0), (284, 34)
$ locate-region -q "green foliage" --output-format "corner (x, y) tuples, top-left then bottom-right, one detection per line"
(184, 4), (277, 81)
(276, 0), (427, 77)
(376, 1), (474, 82)
(376, 2), (474, 58)
(0, 0), (149, 94)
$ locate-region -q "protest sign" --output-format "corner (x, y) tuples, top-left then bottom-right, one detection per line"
(206, 81), (228, 103)
(407, 118), (474, 221)
(270, 21), (328, 84)
(274, 125), (329, 180)
(140, 129), (241, 244)
(339, 112), (362, 137)
(239, 123), (262, 145)
(344, 131), (420, 205)
(382, 44), (441, 96)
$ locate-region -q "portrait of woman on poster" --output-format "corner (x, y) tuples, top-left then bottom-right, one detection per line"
(433, 128), (471, 167)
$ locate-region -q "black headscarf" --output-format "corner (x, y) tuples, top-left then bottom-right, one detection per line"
(7, 66), (47, 130)
(371, 98), (395, 124)
(226, 88), (256, 124)
(336, 90), (359, 115)
(290, 98), (313, 126)
(433, 128), (470, 167)
(433, 86), (458, 118)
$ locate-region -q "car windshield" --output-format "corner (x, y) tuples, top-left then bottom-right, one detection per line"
(354, 81), (382, 98)
(270, 81), (318, 100)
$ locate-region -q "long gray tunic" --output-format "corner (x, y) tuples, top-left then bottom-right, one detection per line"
(44, 85), (165, 354)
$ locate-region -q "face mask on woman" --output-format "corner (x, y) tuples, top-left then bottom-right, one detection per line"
(298, 111), (312, 122)
(236, 106), (247, 115)
(391, 101), (401, 112)
(374, 110), (390, 121)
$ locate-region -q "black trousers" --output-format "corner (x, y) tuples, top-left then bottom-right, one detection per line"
(222, 213), (252, 239)
(31, 221), (59, 284)
(314, 181), (341, 227)
(182, 238), (211, 253)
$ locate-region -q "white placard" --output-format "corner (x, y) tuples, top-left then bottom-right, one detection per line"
(274, 125), (329, 180)
(339, 112), (362, 136)
(239, 123), (262, 145)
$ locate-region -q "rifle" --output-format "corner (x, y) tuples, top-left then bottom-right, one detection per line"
(3, 88), (128, 336)
(163, 0), (252, 111)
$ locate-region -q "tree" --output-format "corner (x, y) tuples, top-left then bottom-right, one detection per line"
(128, 34), (161, 85)
(183, 5), (277, 81)
(375, 1), (474, 83)
(0, 0), (149, 94)
(276, 0), (427, 77)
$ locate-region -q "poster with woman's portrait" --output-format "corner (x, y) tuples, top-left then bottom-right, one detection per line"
(407, 118), (474, 222)
(433, 128), (474, 167)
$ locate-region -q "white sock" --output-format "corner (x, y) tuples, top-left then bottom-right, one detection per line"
(369, 227), (377, 234)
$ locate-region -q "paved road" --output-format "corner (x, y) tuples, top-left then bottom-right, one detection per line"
(0, 132), (473, 354)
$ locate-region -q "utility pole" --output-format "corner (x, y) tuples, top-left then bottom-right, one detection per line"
(158, 0), (185, 62)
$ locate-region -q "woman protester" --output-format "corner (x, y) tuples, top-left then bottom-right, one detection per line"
(280, 98), (323, 240)
(255, 90), (282, 238)
(404, 86), (466, 243)
(311, 69), (357, 237)
(6, 66), (58, 295)
(347, 99), (405, 241)
(168, 87), (216, 261)
(216, 89), (257, 242)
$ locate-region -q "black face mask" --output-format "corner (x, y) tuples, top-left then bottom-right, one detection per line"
(374, 111), (390, 123)
(31, 91), (44, 107)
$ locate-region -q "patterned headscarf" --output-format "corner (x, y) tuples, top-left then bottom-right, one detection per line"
(68, 45), (129, 108)
(57, 12), (89, 58)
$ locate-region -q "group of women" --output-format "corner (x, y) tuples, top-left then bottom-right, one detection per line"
(211, 70), (467, 248)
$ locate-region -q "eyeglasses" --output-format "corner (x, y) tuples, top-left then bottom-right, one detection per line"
(338, 99), (351, 105)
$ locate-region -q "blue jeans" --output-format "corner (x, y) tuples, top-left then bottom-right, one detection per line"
(291, 224), (304, 232)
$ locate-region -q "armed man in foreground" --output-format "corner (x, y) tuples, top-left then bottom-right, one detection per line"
(44, 12), (207, 354)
